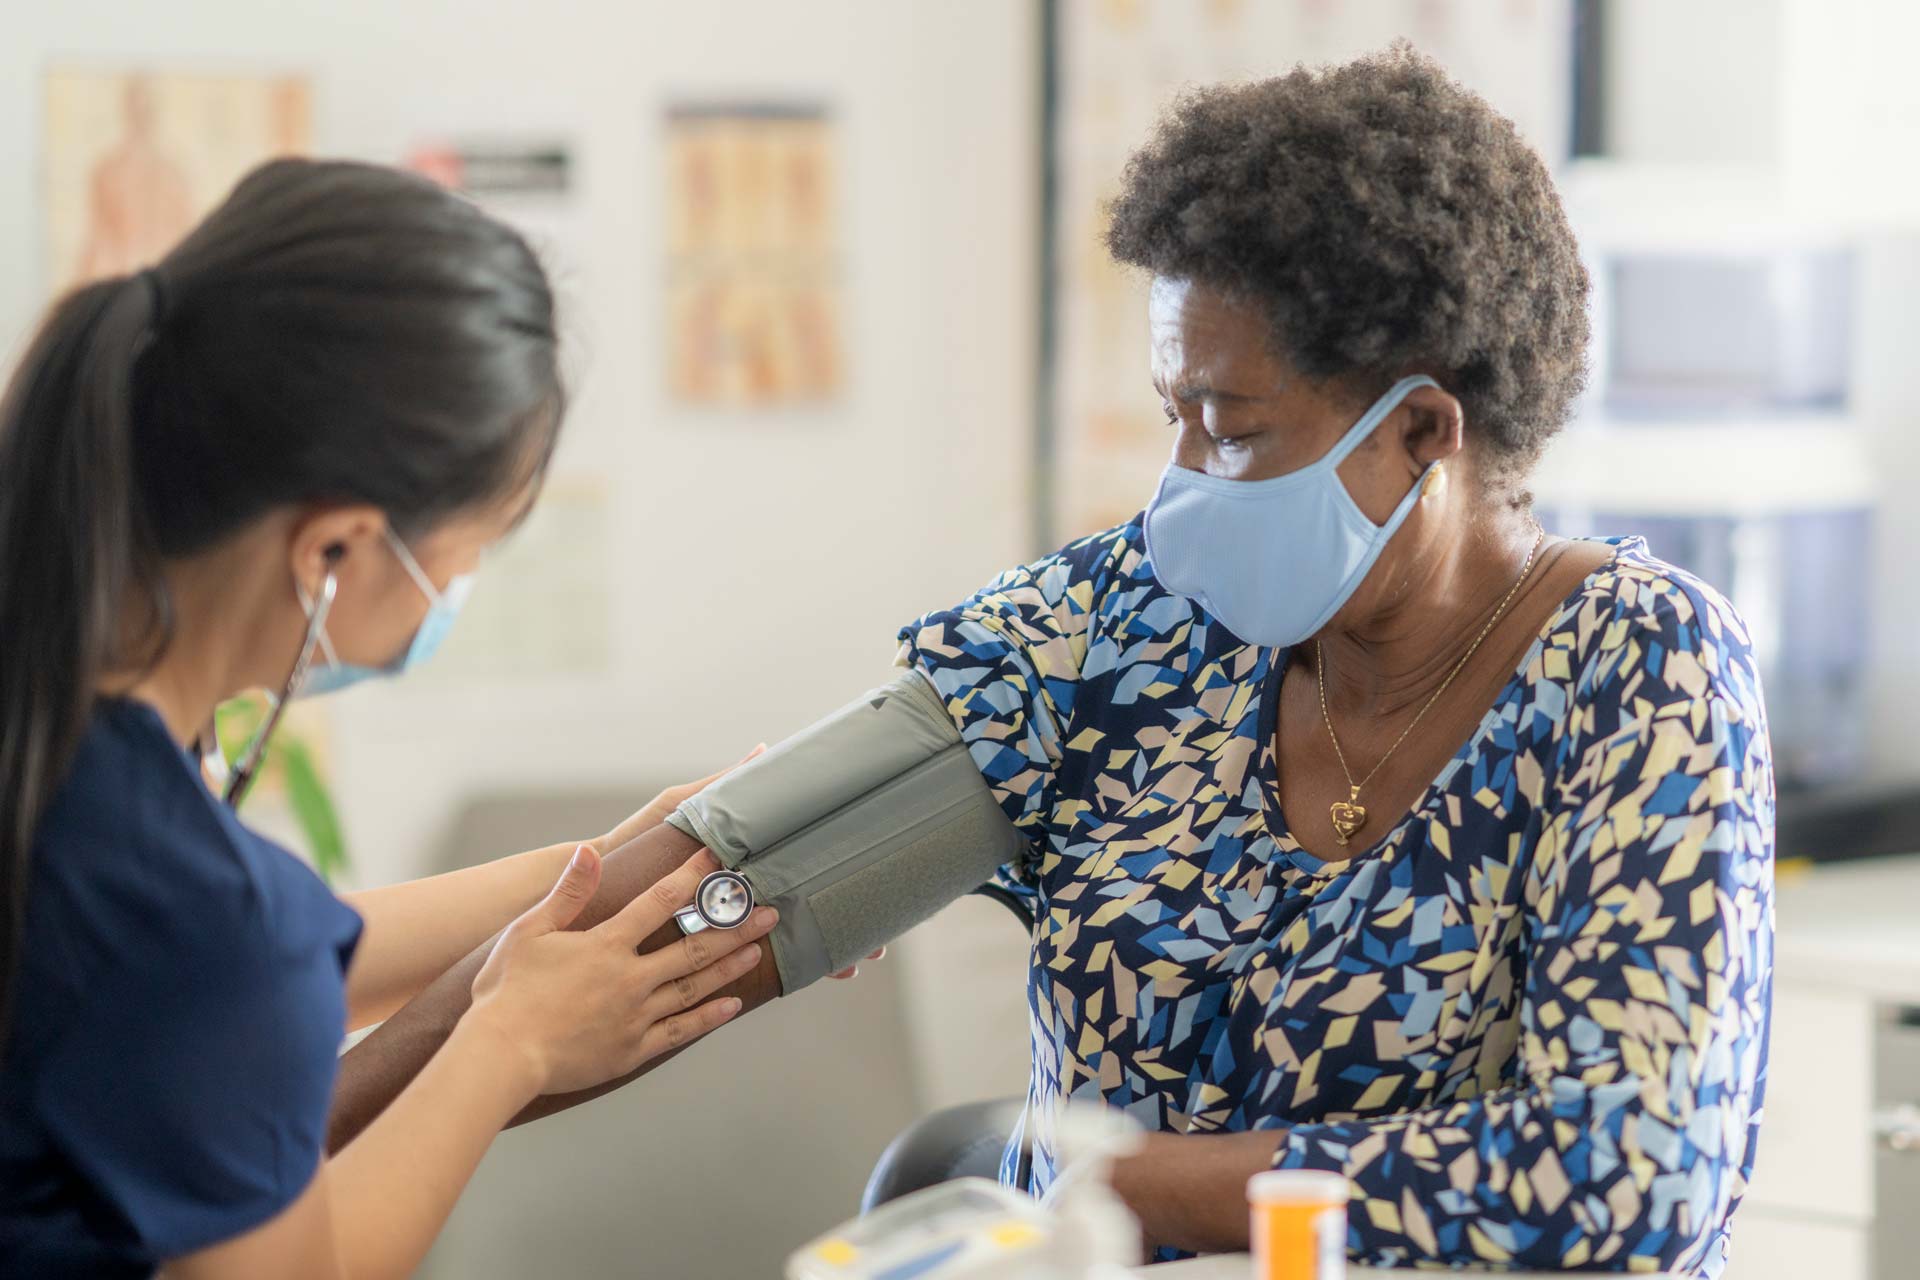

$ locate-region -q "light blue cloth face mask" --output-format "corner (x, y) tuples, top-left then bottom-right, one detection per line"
(299, 528), (476, 697)
(1142, 374), (1440, 649)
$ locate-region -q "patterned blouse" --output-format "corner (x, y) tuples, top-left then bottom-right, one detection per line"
(897, 523), (1774, 1276)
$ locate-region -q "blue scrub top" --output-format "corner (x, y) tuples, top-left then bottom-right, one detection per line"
(0, 699), (362, 1276)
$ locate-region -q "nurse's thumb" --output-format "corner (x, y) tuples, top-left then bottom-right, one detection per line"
(525, 844), (602, 935)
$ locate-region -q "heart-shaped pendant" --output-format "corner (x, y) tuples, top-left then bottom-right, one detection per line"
(1329, 789), (1367, 846)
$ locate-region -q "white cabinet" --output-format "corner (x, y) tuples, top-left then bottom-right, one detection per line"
(1732, 987), (1874, 1280)
(1729, 857), (1920, 1280)
(1727, 1212), (1870, 1280)
(1744, 989), (1875, 1223)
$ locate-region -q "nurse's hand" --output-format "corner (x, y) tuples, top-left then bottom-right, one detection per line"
(466, 844), (777, 1096)
(592, 749), (878, 981)
(592, 744), (768, 858)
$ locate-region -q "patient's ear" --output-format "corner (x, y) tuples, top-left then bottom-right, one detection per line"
(1396, 383), (1465, 470)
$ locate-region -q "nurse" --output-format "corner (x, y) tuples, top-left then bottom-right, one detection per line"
(0, 158), (777, 1277)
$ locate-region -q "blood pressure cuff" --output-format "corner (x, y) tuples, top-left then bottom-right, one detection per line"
(665, 667), (1024, 993)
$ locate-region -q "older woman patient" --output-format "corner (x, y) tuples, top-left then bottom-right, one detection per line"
(894, 48), (1772, 1275)
(332, 45), (1771, 1279)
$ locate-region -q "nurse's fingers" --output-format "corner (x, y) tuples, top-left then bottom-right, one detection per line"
(600, 848), (718, 945)
(606, 745), (770, 849)
(646, 906), (777, 984)
(518, 844), (604, 937)
(645, 941), (764, 1018)
(655, 743), (767, 811)
(636, 994), (745, 1061)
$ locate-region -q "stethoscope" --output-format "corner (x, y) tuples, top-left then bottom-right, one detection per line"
(197, 565), (338, 811)
(673, 867), (756, 934)
(197, 560), (761, 935)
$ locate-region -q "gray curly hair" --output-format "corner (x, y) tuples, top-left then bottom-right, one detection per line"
(1106, 43), (1591, 483)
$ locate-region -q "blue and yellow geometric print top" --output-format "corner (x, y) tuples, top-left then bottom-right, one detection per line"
(898, 524), (1774, 1277)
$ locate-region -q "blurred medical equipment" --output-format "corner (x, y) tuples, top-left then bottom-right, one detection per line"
(787, 1105), (1145, 1280)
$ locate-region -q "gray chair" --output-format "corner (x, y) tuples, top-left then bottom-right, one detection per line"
(860, 1096), (1029, 1212)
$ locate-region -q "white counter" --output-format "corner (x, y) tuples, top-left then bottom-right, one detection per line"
(1737, 852), (1920, 1279)
(1143, 1259), (1675, 1279)
(1773, 852), (1920, 1001)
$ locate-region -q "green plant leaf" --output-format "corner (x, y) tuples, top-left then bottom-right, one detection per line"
(212, 692), (351, 885)
(214, 694), (266, 760)
(276, 736), (348, 884)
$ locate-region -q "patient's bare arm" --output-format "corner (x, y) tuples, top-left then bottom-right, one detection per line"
(328, 822), (785, 1152)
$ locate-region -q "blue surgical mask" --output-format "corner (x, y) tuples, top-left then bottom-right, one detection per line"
(298, 528), (476, 697)
(1142, 374), (1440, 649)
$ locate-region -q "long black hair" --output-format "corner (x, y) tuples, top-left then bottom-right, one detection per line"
(0, 158), (565, 1040)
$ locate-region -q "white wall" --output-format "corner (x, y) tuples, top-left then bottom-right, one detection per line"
(9, 0), (1040, 894)
(315, 1), (1038, 899)
(1603, 0), (1781, 166)
(1595, 0), (1920, 781)
(1774, 0), (1920, 772)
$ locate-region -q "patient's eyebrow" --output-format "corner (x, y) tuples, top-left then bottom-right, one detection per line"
(1169, 381), (1264, 406)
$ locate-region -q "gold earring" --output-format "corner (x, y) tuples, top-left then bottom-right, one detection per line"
(1422, 466), (1445, 498)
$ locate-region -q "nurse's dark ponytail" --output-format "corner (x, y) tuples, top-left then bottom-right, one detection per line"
(0, 279), (162, 1049)
(0, 159), (565, 1043)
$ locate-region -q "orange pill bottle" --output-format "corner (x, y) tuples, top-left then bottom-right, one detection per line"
(1247, 1170), (1347, 1280)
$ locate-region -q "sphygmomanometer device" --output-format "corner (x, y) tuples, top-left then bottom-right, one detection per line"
(664, 665), (1025, 992)
(785, 1106), (1146, 1280)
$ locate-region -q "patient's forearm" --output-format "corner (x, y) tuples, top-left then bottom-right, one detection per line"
(327, 822), (785, 1152)
(1111, 1130), (1286, 1255)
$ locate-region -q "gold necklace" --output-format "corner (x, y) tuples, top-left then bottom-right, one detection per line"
(1315, 529), (1545, 846)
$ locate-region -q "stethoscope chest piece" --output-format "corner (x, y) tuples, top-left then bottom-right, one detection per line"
(674, 868), (755, 935)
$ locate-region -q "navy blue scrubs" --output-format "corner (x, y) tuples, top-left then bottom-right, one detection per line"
(0, 699), (362, 1276)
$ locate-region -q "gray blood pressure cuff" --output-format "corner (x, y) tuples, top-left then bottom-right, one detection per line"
(665, 667), (1024, 994)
